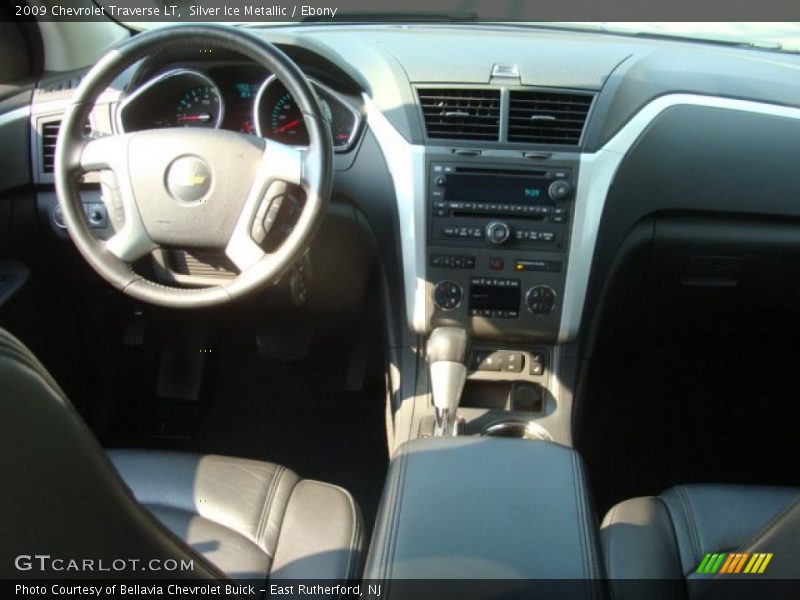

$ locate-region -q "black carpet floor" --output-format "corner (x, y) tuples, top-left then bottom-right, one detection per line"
(108, 323), (389, 534)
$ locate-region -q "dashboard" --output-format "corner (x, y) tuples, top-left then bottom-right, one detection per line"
(117, 61), (362, 151)
(20, 23), (800, 349)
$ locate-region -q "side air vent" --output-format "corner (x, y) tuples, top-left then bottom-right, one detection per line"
(508, 90), (594, 145)
(40, 118), (92, 174)
(418, 88), (501, 141)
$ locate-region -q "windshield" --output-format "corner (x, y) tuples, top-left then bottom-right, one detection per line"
(123, 5), (800, 55)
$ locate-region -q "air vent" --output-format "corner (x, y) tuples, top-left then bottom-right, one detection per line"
(40, 119), (92, 174)
(418, 88), (501, 141)
(169, 250), (237, 279)
(508, 90), (593, 145)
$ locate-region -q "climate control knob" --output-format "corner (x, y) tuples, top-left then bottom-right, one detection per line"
(548, 180), (572, 201)
(486, 221), (511, 245)
(433, 280), (463, 311)
(526, 285), (557, 315)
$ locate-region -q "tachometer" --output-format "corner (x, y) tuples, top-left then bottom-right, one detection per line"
(175, 84), (223, 128)
(118, 69), (225, 133)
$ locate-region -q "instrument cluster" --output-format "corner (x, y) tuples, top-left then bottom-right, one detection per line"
(118, 64), (362, 152)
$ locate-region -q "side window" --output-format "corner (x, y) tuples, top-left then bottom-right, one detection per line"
(0, 5), (35, 83)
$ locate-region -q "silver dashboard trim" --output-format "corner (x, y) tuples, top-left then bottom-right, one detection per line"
(366, 91), (800, 340)
(0, 106), (30, 128)
(560, 93), (800, 342)
(363, 94), (428, 333)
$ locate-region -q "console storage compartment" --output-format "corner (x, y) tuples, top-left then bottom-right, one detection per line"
(364, 437), (603, 589)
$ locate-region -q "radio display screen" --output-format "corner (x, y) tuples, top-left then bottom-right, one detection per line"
(444, 173), (550, 205)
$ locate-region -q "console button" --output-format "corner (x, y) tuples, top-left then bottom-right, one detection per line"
(500, 351), (524, 373)
(526, 285), (557, 315)
(471, 351), (502, 372)
(514, 260), (562, 273)
(489, 257), (504, 270)
(433, 280), (462, 311)
(529, 351), (547, 376)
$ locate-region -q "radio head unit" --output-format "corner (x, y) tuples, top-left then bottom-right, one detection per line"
(429, 164), (572, 250)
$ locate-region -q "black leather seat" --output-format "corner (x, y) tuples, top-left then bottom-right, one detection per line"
(0, 328), (363, 581)
(601, 484), (800, 593)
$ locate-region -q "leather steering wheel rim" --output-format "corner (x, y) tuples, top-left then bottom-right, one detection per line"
(55, 24), (333, 308)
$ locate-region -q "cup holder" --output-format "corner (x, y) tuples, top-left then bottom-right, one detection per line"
(480, 420), (553, 441)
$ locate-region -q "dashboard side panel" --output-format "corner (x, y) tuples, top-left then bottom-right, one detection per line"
(582, 104), (800, 353)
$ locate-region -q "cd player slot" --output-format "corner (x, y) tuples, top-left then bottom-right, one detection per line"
(452, 209), (545, 220)
(453, 167), (550, 177)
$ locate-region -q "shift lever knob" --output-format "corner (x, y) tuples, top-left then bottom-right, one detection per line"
(427, 327), (469, 436)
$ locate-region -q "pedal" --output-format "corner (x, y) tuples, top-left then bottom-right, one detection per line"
(123, 309), (146, 346)
(156, 330), (208, 402)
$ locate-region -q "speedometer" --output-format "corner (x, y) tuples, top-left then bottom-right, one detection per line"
(175, 85), (223, 128)
(268, 91), (308, 144)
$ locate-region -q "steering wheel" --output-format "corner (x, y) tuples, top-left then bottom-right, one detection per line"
(55, 25), (332, 308)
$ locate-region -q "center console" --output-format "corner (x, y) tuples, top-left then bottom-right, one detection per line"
(365, 437), (603, 588)
(426, 154), (577, 340)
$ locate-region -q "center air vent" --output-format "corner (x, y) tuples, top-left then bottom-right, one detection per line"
(508, 90), (594, 145)
(418, 88), (501, 141)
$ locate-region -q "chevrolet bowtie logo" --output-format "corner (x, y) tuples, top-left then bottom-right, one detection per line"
(179, 173), (208, 187)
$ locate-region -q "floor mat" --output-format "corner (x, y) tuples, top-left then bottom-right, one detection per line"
(108, 324), (389, 535)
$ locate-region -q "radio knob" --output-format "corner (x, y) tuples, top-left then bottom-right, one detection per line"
(433, 280), (463, 311)
(548, 180), (572, 201)
(435, 175), (447, 187)
(486, 221), (511, 245)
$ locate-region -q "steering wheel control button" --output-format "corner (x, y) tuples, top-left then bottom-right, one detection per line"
(84, 203), (108, 229)
(526, 285), (557, 315)
(548, 180), (572, 201)
(486, 221), (511, 244)
(433, 280), (463, 311)
(165, 156), (212, 203)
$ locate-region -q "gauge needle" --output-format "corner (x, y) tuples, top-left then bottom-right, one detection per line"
(177, 113), (212, 122)
(275, 119), (300, 133)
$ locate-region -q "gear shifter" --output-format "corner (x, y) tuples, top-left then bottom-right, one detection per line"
(427, 327), (469, 436)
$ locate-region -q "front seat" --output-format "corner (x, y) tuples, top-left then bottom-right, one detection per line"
(0, 328), (363, 582)
(601, 484), (800, 596)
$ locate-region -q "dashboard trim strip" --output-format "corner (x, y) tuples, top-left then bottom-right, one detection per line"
(363, 94), (428, 333)
(561, 93), (800, 342)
